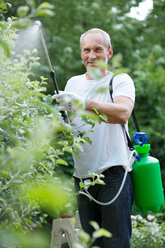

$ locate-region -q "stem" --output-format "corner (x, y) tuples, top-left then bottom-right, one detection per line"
(0, 169), (20, 194)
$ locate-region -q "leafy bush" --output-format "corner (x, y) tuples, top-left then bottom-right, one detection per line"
(131, 214), (165, 248)
(0, 17), (93, 248)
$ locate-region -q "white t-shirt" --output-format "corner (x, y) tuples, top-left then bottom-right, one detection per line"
(65, 72), (135, 178)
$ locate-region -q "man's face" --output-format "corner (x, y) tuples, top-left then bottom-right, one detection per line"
(81, 32), (113, 71)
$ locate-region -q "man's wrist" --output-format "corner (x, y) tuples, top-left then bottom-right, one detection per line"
(86, 99), (98, 112)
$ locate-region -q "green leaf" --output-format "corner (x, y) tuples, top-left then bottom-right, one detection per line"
(0, 170), (10, 179)
(62, 147), (72, 153)
(93, 228), (112, 239)
(83, 137), (92, 144)
(0, 1), (6, 10)
(6, 3), (12, 8)
(94, 178), (105, 185)
(73, 143), (83, 151)
(90, 221), (100, 230)
(72, 242), (84, 248)
(38, 2), (54, 10)
(56, 159), (68, 165)
(48, 156), (55, 163)
(96, 60), (108, 69)
(92, 108), (99, 115)
(79, 182), (84, 189)
(59, 141), (68, 147)
(88, 172), (97, 179)
(98, 114), (108, 122)
(0, 39), (10, 57)
(77, 230), (90, 243)
(84, 179), (92, 187)
(88, 67), (102, 80)
(95, 87), (107, 94)
(72, 149), (80, 159)
(0, 22), (6, 29)
(25, 0), (35, 8)
(36, 9), (54, 17)
(17, 6), (30, 17)
(11, 18), (31, 29)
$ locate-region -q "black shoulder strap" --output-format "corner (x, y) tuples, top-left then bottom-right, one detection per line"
(109, 76), (140, 132)
(109, 75), (140, 151)
(131, 110), (140, 132)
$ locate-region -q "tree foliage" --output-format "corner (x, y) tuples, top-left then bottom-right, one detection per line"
(0, 14), (95, 248)
(0, 5), (100, 245)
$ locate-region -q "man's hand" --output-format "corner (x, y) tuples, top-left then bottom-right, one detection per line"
(52, 91), (86, 111)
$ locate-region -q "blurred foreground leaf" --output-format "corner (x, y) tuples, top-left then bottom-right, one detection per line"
(26, 178), (75, 218)
(0, 39), (10, 57)
(0, 228), (49, 248)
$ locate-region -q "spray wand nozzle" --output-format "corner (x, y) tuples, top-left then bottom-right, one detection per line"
(34, 20), (42, 28)
(34, 20), (68, 122)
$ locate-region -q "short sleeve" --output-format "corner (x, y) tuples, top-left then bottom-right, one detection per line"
(64, 79), (72, 92)
(112, 73), (135, 102)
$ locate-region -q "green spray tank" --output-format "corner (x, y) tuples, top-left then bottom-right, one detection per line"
(132, 132), (165, 214)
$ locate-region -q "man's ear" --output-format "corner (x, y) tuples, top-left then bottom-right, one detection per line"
(108, 46), (113, 59)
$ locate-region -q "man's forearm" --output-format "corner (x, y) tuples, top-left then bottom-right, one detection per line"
(86, 97), (134, 124)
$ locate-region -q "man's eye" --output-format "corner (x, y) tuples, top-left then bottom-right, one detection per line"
(84, 48), (90, 52)
(95, 48), (102, 52)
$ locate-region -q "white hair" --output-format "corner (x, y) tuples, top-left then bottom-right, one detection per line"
(80, 28), (111, 49)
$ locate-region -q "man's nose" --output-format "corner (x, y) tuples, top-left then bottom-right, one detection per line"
(89, 50), (97, 60)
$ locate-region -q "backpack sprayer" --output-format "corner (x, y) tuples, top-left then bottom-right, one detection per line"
(132, 132), (165, 213)
(34, 20), (68, 123)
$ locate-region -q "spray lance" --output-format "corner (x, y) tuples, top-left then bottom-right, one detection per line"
(34, 20), (68, 123)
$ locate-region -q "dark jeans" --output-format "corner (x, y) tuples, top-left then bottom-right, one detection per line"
(74, 166), (134, 248)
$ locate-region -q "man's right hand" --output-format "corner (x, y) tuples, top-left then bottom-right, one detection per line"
(52, 91), (86, 111)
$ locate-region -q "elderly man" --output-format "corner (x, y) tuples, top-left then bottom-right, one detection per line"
(53, 28), (135, 248)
